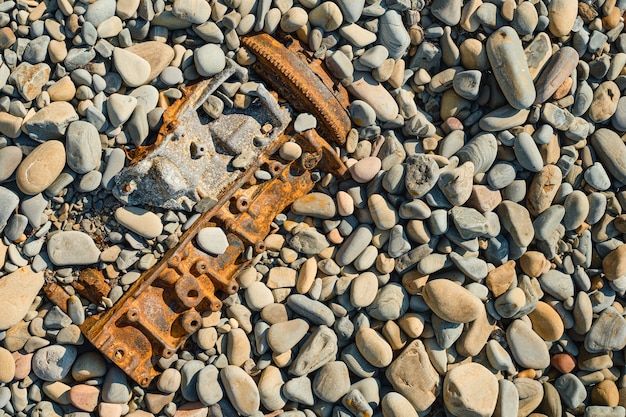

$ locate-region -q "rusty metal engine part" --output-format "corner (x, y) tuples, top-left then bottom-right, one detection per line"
(240, 33), (351, 147)
(44, 33), (351, 387)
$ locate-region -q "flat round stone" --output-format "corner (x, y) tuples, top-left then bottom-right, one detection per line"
(196, 227), (229, 255)
(47, 231), (101, 266)
(194, 44), (226, 77)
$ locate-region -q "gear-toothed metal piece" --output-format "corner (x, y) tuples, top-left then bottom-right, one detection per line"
(241, 33), (351, 146)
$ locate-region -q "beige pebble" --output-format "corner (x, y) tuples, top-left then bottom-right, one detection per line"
(526, 164), (562, 217)
(459, 38), (490, 71)
(528, 301), (565, 342)
(279, 141), (302, 161)
(112, 47), (151, 87)
(355, 327), (393, 368)
(376, 253), (395, 274)
(456, 308), (494, 357)
(495, 287), (527, 318)
(267, 319), (309, 354)
(48, 39), (68, 63)
(227, 328), (251, 367)
(0, 347), (15, 383)
(42, 381), (71, 404)
(460, 0), (482, 31)
(486, 26), (535, 109)
(397, 313), (425, 338)
(16, 140), (66, 195)
(422, 279), (484, 323)
(589, 81), (620, 123)
(385, 340), (440, 412)
(264, 234), (285, 251)
(266, 266), (296, 289)
(69, 384), (100, 412)
(125, 41), (175, 83)
(382, 320), (407, 350)
(382, 392), (419, 417)
(350, 272), (378, 308)
(308, 2), (343, 31)
(280, 7), (309, 32)
(440, 89), (471, 120)
(291, 192), (336, 219)
(347, 73), (399, 122)
(260, 303), (289, 324)
(12, 352), (32, 380)
(235, 268), (257, 290)
(280, 247), (298, 264)
(547, 0), (578, 36)
(0, 267), (45, 331)
(99, 402), (124, 417)
(245, 281), (274, 311)
(336, 191), (354, 216)
(368, 194), (398, 230)
(0, 112), (22, 139)
(443, 363), (498, 417)
(114, 207), (163, 239)
(519, 251), (551, 278)
(603, 244), (626, 281)
(349, 156), (381, 183)
(47, 76), (76, 101)
(220, 365), (260, 415)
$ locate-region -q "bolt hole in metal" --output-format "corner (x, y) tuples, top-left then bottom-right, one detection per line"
(235, 196), (249, 213)
(194, 261), (208, 274)
(181, 311), (202, 333)
(126, 308), (140, 322)
(114, 348), (125, 361)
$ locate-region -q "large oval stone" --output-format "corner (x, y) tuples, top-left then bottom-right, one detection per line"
(16, 140), (66, 195)
(486, 26), (535, 109)
(422, 279), (484, 323)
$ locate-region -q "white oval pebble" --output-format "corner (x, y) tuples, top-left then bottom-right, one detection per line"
(196, 227), (229, 255)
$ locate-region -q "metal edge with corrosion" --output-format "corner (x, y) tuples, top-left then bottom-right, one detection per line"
(240, 32), (351, 146)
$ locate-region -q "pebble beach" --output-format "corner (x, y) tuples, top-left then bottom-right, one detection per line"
(1, 0), (626, 416)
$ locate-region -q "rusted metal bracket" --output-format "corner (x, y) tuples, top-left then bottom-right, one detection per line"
(44, 33), (351, 387)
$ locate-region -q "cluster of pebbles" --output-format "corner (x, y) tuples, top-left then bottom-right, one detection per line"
(1, 0), (626, 416)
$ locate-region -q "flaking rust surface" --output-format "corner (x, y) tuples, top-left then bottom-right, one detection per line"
(45, 33), (351, 387)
